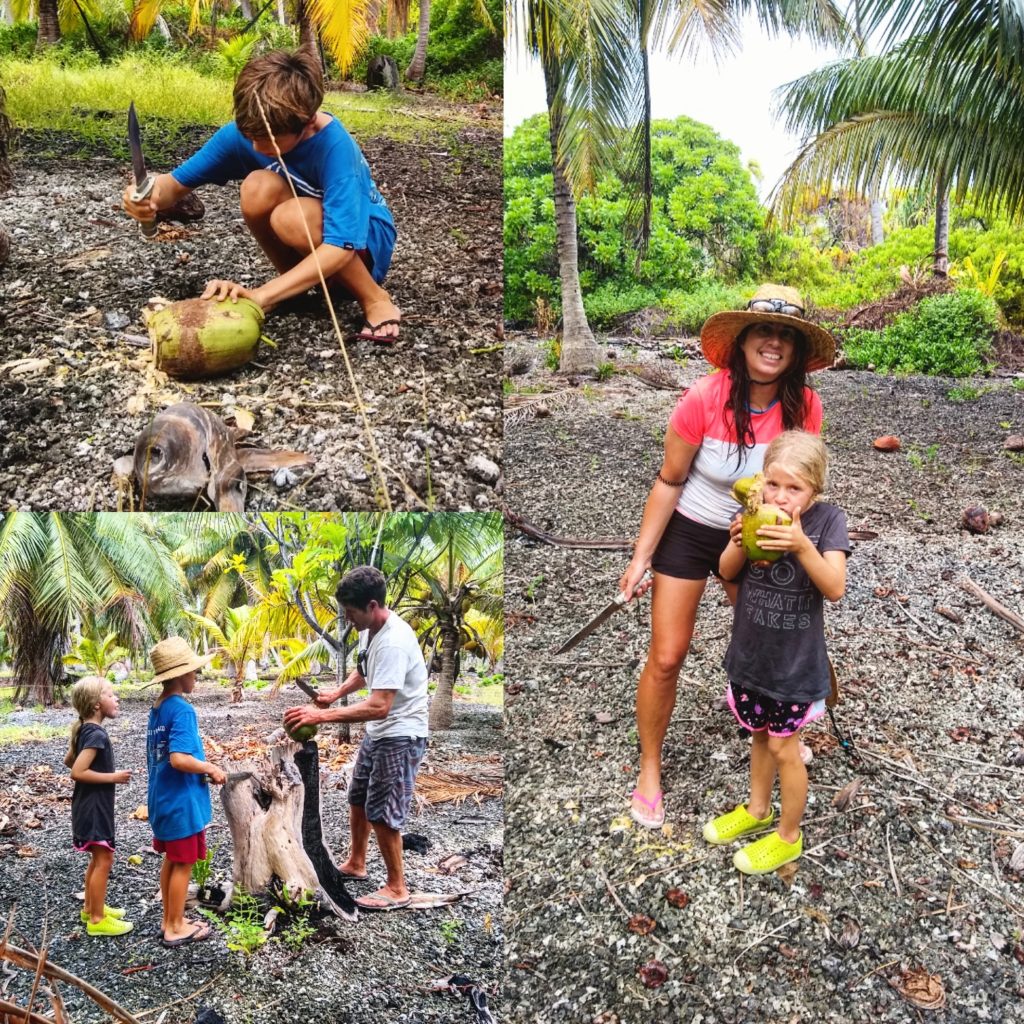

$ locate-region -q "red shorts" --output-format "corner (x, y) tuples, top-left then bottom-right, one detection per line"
(153, 829), (206, 864)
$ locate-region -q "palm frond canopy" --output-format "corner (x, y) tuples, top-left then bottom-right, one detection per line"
(770, 27), (1024, 223)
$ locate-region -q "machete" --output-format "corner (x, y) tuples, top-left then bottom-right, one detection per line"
(128, 101), (159, 240)
(554, 573), (651, 655)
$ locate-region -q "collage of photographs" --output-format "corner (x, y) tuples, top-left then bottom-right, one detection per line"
(0, 1), (1023, 1021)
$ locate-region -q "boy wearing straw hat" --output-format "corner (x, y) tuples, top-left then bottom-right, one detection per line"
(121, 48), (400, 341)
(146, 637), (226, 948)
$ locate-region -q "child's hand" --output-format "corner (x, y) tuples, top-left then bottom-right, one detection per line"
(113, 770), (132, 784)
(205, 765), (227, 786)
(755, 506), (811, 553)
(728, 513), (743, 547)
(201, 279), (262, 305)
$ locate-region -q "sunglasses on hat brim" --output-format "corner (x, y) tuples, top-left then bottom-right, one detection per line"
(747, 298), (805, 316)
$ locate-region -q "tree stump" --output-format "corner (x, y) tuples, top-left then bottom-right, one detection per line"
(220, 734), (356, 919)
(366, 54), (399, 91)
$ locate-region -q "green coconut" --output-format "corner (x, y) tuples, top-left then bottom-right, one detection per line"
(731, 472), (792, 565)
(284, 721), (318, 743)
(146, 297), (264, 380)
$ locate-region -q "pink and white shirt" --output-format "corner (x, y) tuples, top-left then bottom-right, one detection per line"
(669, 370), (822, 529)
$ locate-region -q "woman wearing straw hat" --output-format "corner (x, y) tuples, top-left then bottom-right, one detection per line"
(618, 285), (835, 828)
(146, 637), (226, 947)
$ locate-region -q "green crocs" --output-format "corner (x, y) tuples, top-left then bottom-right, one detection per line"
(733, 831), (803, 875)
(80, 905), (125, 923)
(702, 804), (775, 845)
(86, 916), (134, 937)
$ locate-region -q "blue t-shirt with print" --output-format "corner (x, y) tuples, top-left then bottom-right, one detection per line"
(146, 694), (211, 842)
(171, 117), (395, 269)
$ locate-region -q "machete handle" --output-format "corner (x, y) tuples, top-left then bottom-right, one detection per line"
(129, 175), (159, 240)
(618, 569), (653, 604)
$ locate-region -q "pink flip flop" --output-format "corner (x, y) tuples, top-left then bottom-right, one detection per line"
(630, 788), (665, 829)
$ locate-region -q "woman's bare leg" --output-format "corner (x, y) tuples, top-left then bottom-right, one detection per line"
(633, 574), (709, 812)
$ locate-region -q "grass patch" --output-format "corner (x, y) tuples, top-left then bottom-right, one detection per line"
(0, 724), (65, 745)
(1, 56), (477, 154)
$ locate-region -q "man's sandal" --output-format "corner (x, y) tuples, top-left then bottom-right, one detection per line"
(80, 904), (125, 923)
(702, 804), (775, 845)
(732, 830), (803, 875)
(630, 789), (665, 829)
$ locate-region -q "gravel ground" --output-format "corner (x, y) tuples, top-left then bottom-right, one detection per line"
(503, 334), (1024, 1022)
(0, 114), (502, 511)
(0, 682), (503, 1023)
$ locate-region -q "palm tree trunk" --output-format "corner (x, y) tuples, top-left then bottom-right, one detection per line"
(13, 616), (65, 706)
(239, 0), (253, 18)
(405, 0), (430, 81)
(933, 171), (949, 277)
(365, 0), (381, 35)
(295, 0), (316, 51)
(276, 0), (286, 26)
(36, 0), (60, 46)
(544, 66), (598, 375)
(427, 621), (459, 730)
(869, 197), (885, 245)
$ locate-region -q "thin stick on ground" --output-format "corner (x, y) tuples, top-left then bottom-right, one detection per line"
(733, 915), (802, 966)
(0, 944), (142, 1024)
(885, 823), (903, 898)
(961, 578), (1024, 633)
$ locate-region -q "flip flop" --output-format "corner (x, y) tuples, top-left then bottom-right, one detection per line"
(349, 318), (401, 344)
(629, 788), (665, 829)
(355, 891), (411, 912)
(339, 869), (369, 881)
(159, 924), (211, 948)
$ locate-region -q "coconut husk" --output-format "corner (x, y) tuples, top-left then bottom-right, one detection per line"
(145, 297), (264, 379)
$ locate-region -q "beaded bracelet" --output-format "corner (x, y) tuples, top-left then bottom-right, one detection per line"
(656, 470), (686, 487)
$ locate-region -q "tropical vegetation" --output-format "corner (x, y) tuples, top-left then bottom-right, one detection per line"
(0, 513), (503, 734)
(505, 0), (1024, 377)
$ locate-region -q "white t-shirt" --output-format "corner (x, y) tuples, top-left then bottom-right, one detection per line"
(360, 612), (429, 739)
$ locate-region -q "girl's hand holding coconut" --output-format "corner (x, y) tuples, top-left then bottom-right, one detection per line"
(753, 506), (811, 556)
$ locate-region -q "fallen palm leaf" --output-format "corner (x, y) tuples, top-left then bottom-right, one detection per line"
(415, 765), (502, 805)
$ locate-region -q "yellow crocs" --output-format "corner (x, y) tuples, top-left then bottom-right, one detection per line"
(702, 804), (775, 845)
(80, 905), (125, 923)
(733, 831), (803, 875)
(86, 916), (134, 937)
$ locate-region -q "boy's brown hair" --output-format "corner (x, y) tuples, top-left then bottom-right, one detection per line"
(233, 48), (323, 139)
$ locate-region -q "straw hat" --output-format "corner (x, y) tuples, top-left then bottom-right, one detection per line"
(150, 637), (214, 684)
(700, 284), (836, 373)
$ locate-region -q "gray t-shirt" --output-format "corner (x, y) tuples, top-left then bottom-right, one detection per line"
(360, 612), (429, 739)
(724, 502), (851, 703)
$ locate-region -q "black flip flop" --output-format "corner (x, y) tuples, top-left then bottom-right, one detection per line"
(159, 925), (211, 948)
(349, 318), (401, 344)
(338, 869), (369, 880)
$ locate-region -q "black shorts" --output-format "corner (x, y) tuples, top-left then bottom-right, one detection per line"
(651, 512), (731, 580)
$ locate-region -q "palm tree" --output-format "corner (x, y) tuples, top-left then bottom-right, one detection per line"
(509, 0), (846, 373)
(0, 514), (188, 704)
(397, 512), (502, 731)
(129, 0), (371, 74)
(509, 0), (636, 374)
(771, 1), (1024, 277)
(63, 631), (130, 679)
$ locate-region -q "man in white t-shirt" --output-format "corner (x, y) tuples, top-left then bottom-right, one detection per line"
(284, 565), (429, 911)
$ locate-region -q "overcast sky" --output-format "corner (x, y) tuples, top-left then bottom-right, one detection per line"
(504, 15), (847, 201)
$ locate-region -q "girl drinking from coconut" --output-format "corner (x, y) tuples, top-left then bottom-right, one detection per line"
(619, 285), (836, 829)
(65, 676), (133, 936)
(704, 430), (849, 873)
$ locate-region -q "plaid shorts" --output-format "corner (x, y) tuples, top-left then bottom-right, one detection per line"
(349, 735), (427, 830)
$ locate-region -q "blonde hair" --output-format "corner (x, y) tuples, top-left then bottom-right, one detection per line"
(233, 49), (323, 139)
(67, 675), (109, 765)
(763, 430), (828, 495)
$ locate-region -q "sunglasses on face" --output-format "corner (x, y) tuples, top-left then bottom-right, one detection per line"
(748, 298), (804, 316)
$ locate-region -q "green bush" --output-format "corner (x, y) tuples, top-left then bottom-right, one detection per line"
(842, 290), (999, 376)
(505, 113), (766, 325)
(660, 281), (749, 334)
(583, 282), (660, 326)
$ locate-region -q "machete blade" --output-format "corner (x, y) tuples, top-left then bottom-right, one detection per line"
(127, 101), (148, 191)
